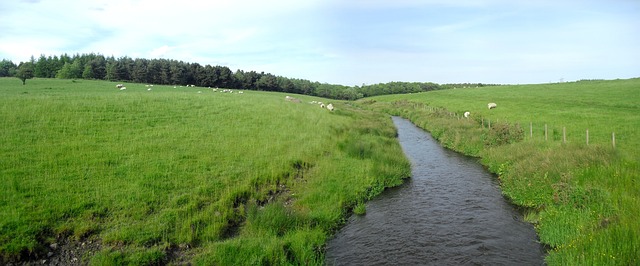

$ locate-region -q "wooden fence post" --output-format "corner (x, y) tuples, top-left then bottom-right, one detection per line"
(545, 124), (548, 141)
(612, 132), (616, 148)
(586, 129), (589, 145)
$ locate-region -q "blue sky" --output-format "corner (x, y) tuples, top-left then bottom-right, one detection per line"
(0, 0), (638, 85)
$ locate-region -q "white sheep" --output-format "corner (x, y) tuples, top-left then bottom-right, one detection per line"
(327, 103), (334, 111)
(488, 103), (497, 109)
(116, 84), (124, 89)
(147, 88), (152, 91)
(119, 87), (127, 90)
(320, 103), (325, 108)
(464, 111), (470, 118)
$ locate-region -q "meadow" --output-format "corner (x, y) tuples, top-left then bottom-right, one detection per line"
(360, 78), (639, 265)
(0, 78), (411, 264)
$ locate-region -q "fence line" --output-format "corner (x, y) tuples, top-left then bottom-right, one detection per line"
(478, 117), (615, 148)
(408, 104), (618, 148)
(525, 122), (615, 148)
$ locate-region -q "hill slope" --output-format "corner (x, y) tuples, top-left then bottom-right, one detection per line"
(0, 78), (410, 264)
(361, 78), (639, 265)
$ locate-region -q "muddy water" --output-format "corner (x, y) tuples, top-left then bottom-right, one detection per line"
(325, 117), (544, 265)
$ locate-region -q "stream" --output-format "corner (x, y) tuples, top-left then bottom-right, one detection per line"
(325, 116), (544, 265)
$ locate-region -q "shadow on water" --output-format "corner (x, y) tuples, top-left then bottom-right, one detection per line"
(325, 116), (545, 265)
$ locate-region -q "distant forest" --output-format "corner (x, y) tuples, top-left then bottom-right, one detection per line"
(0, 54), (499, 100)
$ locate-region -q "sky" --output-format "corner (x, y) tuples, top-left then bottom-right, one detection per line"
(0, 0), (638, 86)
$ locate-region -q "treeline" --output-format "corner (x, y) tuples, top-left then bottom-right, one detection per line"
(0, 53), (498, 99)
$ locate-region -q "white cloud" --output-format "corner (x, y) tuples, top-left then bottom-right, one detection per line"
(148, 45), (172, 58)
(0, 0), (638, 84)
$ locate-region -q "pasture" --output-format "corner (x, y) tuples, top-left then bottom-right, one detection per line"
(361, 78), (640, 265)
(0, 78), (410, 264)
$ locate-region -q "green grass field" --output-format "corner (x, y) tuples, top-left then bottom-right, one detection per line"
(361, 78), (639, 265)
(2, 77), (638, 265)
(0, 78), (410, 264)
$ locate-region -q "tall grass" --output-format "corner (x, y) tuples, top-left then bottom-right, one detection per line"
(0, 78), (410, 264)
(360, 78), (640, 265)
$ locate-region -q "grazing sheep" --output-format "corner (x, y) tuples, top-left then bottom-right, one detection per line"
(488, 103), (497, 109)
(116, 84), (124, 89)
(119, 87), (126, 90)
(320, 103), (325, 108)
(147, 88), (152, 91)
(238, 91), (243, 94)
(327, 103), (334, 111)
(464, 111), (470, 118)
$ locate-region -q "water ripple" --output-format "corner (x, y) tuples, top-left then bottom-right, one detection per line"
(326, 117), (544, 265)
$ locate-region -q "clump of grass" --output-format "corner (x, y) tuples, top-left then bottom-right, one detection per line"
(353, 202), (367, 215)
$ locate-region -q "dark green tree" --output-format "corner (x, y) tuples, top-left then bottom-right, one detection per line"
(217, 66), (234, 88)
(82, 64), (94, 79)
(0, 59), (17, 77)
(34, 54), (50, 78)
(131, 59), (149, 83)
(82, 55), (106, 80)
(236, 70), (259, 90)
(16, 62), (35, 85)
(146, 59), (163, 84)
(314, 84), (333, 98)
(200, 65), (219, 87)
(277, 76), (295, 93)
(56, 60), (82, 79)
(169, 60), (186, 85)
(256, 74), (278, 91)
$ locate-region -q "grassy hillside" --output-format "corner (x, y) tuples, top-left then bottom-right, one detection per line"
(360, 78), (639, 265)
(0, 78), (410, 264)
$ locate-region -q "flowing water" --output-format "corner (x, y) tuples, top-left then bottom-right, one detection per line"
(325, 117), (544, 265)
